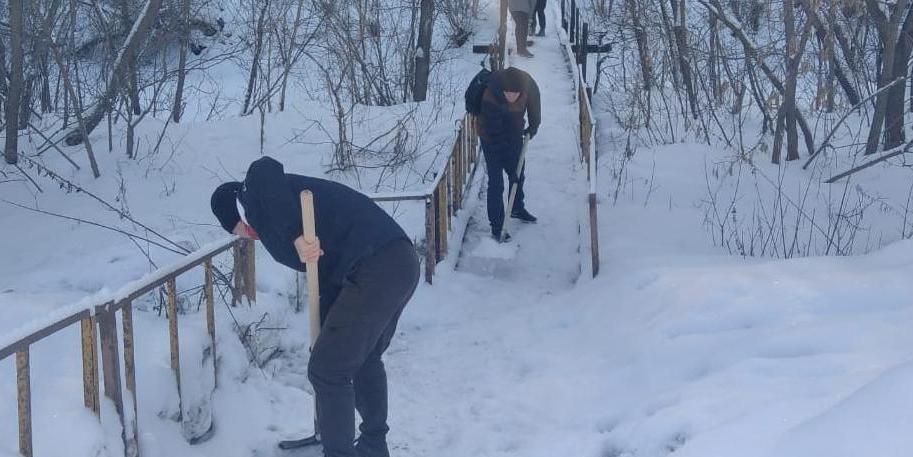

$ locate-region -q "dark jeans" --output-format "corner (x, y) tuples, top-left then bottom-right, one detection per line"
(307, 239), (420, 457)
(530, 0), (547, 31)
(482, 139), (526, 233)
(510, 11), (531, 52)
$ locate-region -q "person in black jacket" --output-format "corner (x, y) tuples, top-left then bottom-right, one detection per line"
(477, 66), (541, 241)
(210, 157), (419, 457)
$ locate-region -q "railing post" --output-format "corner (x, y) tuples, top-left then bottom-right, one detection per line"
(498, 0), (508, 70)
(121, 302), (140, 457)
(204, 259), (218, 388)
(570, 0), (576, 42)
(81, 315), (100, 417)
(231, 240), (256, 305)
(166, 279), (183, 421)
(561, 0), (567, 31)
(97, 303), (129, 456)
(589, 193), (600, 277)
(580, 22), (589, 78)
(424, 196), (436, 284)
(17, 348), (32, 457)
(243, 240), (256, 303)
(232, 243), (243, 305)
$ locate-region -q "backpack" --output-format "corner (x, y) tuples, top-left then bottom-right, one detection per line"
(464, 67), (492, 115)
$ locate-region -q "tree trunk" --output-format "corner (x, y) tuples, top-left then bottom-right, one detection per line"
(884, 7), (913, 150)
(863, 0), (909, 155)
(670, 0), (698, 119)
(172, 0), (191, 122)
(413, 0), (434, 102)
(783, 0), (799, 162)
(709, 13), (721, 104)
(279, 0), (306, 111)
(5, 0), (23, 164)
(64, 0), (163, 146)
(120, 0), (142, 115)
(242, 0), (269, 115)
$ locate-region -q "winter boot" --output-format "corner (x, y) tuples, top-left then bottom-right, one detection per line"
(492, 228), (512, 242)
(511, 208), (537, 223)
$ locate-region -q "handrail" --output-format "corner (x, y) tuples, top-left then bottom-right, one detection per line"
(1, 236), (256, 457)
(559, 0), (601, 278)
(365, 112), (482, 284)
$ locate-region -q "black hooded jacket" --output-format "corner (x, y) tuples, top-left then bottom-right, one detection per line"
(478, 67), (541, 151)
(237, 157), (410, 312)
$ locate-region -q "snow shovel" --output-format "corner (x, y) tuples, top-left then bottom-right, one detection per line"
(278, 190), (322, 450)
(499, 134), (530, 242)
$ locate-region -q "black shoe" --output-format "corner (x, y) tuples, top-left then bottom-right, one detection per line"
(511, 208), (537, 223)
(492, 228), (511, 242)
(355, 437), (390, 457)
(536, 29), (545, 37)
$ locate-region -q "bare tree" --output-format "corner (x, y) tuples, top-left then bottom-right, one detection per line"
(413, 0), (435, 101)
(5, 0), (24, 165)
(62, 0), (164, 146)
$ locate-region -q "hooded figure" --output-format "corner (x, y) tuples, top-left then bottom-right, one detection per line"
(211, 156), (420, 457)
(477, 67), (541, 240)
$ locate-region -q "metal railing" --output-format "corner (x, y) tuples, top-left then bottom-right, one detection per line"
(561, 0), (601, 277)
(1, 238), (256, 457)
(369, 112), (482, 285)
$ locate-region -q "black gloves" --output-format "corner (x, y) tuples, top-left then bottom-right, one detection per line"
(524, 126), (538, 140)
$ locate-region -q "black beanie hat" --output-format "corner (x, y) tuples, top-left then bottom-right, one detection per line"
(211, 182), (243, 233)
(501, 67), (525, 92)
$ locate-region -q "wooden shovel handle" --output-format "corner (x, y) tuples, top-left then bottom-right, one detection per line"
(300, 190), (321, 348)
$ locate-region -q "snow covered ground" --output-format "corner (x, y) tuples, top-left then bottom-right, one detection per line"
(3, 1), (913, 457)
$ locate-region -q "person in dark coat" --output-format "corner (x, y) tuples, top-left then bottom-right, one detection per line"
(210, 156), (420, 457)
(529, 0), (547, 36)
(477, 67), (541, 240)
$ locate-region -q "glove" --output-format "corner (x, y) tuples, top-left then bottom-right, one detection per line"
(524, 126), (538, 140)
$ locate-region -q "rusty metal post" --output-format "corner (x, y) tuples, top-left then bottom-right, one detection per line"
(17, 349), (32, 457)
(204, 259), (218, 387)
(121, 301), (140, 457)
(81, 315), (100, 417)
(424, 196), (436, 284)
(166, 278), (183, 421)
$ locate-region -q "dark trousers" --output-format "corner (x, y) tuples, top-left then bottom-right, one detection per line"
(482, 139), (526, 232)
(510, 11), (531, 52)
(307, 239), (420, 457)
(530, 0), (547, 31)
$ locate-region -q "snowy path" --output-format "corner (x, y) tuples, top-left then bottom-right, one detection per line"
(375, 4), (595, 457)
(456, 5), (584, 290)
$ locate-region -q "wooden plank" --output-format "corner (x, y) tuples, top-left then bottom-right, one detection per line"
(472, 44), (495, 54)
(243, 239), (257, 303)
(424, 196), (436, 284)
(589, 192), (600, 277)
(232, 243), (243, 306)
(437, 182), (448, 258)
(97, 306), (126, 415)
(0, 310), (90, 361)
(81, 316), (100, 416)
(97, 305), (130, 456)
(121, 301), (141, 457)
(166, 278), (183, 421)
(17, 349), (32, 457)
(205, 259), (217, 388)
